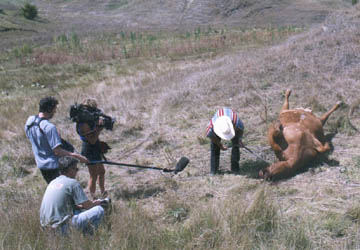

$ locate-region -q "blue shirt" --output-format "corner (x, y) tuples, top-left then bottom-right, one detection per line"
(25, 115), (62, 170)
(206, 108), (244, 138)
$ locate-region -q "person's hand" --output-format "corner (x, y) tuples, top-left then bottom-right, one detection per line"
(75, 153), (89, 164)
(98, 117), (105, 126)
(238, 140), (245, 148)
(93, 199), (102, 206)
(95, 118), (105, 132)
(220, 143), (228, 151)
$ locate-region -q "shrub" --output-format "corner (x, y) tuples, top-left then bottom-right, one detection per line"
(21, 3), (38, 20)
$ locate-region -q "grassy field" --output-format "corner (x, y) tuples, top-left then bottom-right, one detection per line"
(1, 1), (360, 249)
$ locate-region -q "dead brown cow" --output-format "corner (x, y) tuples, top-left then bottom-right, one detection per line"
(259, 89), (341, 180)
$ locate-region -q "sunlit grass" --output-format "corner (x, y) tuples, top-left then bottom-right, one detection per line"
(1, 6), (360, 250)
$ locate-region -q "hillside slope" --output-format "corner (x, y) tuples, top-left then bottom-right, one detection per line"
(0, 0), (352, 50)
(1, 1), (360, 249)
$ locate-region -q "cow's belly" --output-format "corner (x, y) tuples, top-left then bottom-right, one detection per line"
(282, 126), (318, 164)
(280, 109), (324, 142)
(282, 124), (304, 145)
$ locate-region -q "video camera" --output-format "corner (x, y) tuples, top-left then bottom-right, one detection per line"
(100, 197), (112, 215)
(69, 103), (115, 131)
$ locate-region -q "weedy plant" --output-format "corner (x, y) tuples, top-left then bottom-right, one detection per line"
(11, 44), (33, 58)
(21, 3), (38, 20)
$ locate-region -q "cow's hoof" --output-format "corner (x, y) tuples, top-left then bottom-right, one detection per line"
(259, 170), (264, 178)
(285, 89), (292, 98)
(259, 169), (272, 181)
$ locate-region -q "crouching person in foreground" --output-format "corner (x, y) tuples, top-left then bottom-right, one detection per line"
(40, 156), (106, 235)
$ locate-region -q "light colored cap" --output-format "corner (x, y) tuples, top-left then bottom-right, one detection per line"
(213, 116), (235, 140)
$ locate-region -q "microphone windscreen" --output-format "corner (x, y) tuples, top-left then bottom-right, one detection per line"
(175, 157), (189, 173)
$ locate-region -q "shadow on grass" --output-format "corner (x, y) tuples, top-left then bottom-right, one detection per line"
(302, 154), (340, 174)
(216, 160), (269, 179)
(239, 160), (270, 179)
(266, 153), (340, 184)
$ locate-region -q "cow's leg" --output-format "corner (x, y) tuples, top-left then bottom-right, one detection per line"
(259, 160), (296, 180)
(280, 89), (292, 112)
(320, 101), (342, 125)
(312, 136), (331, 153)
(267, 122), (286, 160)
(260, 143), (302, 180)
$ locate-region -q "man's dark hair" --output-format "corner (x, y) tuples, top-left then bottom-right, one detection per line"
(58, 156), (78, 174)
(39, 96), (59, 113)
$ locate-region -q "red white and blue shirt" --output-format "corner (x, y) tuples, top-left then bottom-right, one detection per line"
(206, 108), (244, 138)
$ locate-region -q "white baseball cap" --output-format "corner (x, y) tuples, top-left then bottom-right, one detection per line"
(213, 116), (235, 140)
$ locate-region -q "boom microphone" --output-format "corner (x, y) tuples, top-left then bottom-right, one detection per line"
(174, 157), (190, 174)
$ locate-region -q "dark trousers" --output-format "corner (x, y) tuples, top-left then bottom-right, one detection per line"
(40, 168), (60, 184)
(210, 135), (240, 174)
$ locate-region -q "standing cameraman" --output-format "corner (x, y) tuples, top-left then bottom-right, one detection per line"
(76, 98), (107, 199)
(25, 96), (89, 184)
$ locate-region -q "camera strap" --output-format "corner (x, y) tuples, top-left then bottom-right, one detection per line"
(27, 115), (75, 152)
(26, 115), (46, 135)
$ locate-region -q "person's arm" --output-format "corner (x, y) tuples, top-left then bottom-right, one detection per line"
(210, 136), (227, 150)
(72, 182), (101, 209)
(44, 123), (89, 163)
(78, 122), (103, 145)
(53, 146), (89, 164)
(77, 199), (102, 210)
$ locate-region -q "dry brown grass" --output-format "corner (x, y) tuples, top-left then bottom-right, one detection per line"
(1, 3), (360, 250)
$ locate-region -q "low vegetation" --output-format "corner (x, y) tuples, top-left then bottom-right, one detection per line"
(0, 1), (360, 249)
(21, 3), (38, 20)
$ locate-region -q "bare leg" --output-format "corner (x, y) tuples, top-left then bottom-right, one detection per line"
(97, 164), (106, 196)
(320, 101), (342, 125)
(281, 89), (292, 113)
(87, 165), (99, 199)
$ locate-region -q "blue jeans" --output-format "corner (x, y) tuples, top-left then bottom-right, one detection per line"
(57, 206), (104, 235)
(72, 206), (104, 234)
